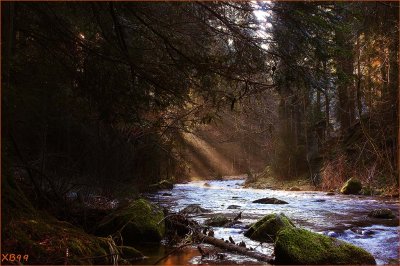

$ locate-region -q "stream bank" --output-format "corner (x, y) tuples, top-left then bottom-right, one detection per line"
(145, 179), (399, 265)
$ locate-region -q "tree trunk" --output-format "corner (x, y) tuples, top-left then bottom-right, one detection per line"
(335, 23), (355, 133)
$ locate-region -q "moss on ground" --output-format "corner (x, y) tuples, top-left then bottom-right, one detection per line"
(2, 175), (143, 264)
(275, 228), (376, 265)
(96, 198), (165, 244)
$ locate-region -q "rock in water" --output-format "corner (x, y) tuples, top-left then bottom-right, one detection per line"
(96, 199), (165, 245)
(205, 214), (231, 227)
(244, 213), (295, 242)
(368, 208), (395, 219)
(227, 205), (241, 209)
(180, 204), (211, 214)
(252, 197), (288, 204)
(275, 228), (376, 265)
(340, 177), (362, 195)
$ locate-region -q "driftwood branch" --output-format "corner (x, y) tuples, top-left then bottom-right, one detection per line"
(166, 213), (273, 264)
(196, 232), (273, 263)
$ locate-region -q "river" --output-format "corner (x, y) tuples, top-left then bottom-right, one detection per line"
(142, 179), (399, 265)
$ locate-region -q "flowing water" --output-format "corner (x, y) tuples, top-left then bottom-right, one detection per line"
(143, 179), (399, 265)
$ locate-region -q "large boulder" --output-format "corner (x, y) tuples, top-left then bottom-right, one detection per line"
(275, 228), (376, 265)
(340, 177), (362, 195)
(244, 213), (294, 242)
(96, 199), (165, 245)
(368, 208), (395, 219)
(252, 197), (288, 204)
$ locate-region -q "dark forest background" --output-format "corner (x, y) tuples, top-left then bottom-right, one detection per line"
(2, 1), (398, 204)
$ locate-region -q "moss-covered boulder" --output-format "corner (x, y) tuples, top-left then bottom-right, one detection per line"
(340, 177), (362, 195)
(205, 214), (231, 227)
(275, 228), (376, 265)
(368, 208), (395, 219)
(96, 199), (165, 245)
(149, 180), (173, 190)
(244, 213), (295, 242)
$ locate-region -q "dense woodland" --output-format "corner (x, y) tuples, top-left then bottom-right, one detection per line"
(1, 1), (399, 264)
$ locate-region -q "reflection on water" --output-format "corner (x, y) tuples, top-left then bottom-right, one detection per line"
(132, 244), (200, 265)
(145, 179), (399, 265)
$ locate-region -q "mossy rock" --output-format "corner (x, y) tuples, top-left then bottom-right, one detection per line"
(149, 180), (173, 190)
(368, 209), (395, 219)
(340, 177), (362, 195)
(275, 228), (376, 265)
(96, 199), (165, 245)
(244, 213), (295, 242)
(205, 214), (230, 227)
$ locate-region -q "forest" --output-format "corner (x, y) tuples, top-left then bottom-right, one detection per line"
(1, 1), (399, 265)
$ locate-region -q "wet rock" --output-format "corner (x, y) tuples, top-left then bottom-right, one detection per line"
(252, 197), (288, 204)
(312, 199), (326, 203)
(362, 230), (374, 236)
(180, 204), (211, 214)
(326, 192), (335, 196)
(232, 196), (241, 199)
(205, 214), (231, 227)
(96, 199), (165, 245)
(340, 177), (362, 195)
(149, 180), (174, 190)
(204, 182), (211, 187)
(244, 213), (295, 242)
(368, 208), (395, 219)
(227, 205), (241, 209)
(162, 193), (172, 196)
(275, 228), (376, 265)
(289, 186), (301, 191)
(326, 231), (339, 238)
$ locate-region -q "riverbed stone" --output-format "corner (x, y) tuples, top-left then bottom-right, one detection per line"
(340, 177), (362, 195)
(180, 204), (211, 214)
(96, 198), (165, 244)
(275, 228), (376, 265)
(244, 213), (295, 242)
(205, 214), (231, 227)
(227, 205), (241, 209)
(252, 197), (288, 204)
(368, 208), (395, 219)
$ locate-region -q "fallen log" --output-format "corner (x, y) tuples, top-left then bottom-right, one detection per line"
(195, 232), (274, 263)
(165, 213), (273, 264)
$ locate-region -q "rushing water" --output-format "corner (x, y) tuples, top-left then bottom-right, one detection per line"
(144, 179), (399, 265)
